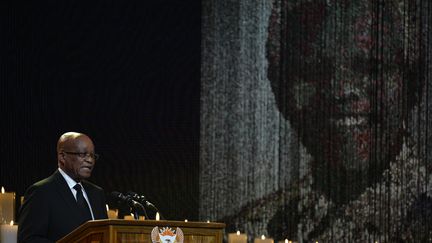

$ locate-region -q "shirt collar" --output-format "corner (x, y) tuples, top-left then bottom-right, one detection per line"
(58, 168), (81, 189)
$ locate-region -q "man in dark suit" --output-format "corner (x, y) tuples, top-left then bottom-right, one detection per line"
(18, 132), (108, 243)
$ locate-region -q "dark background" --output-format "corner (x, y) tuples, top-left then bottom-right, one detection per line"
(0, 1), (201, 221)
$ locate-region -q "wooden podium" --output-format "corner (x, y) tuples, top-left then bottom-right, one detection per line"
(57, 219), (225, 243)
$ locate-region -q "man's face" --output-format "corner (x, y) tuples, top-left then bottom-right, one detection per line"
(267, 1), (413, 201)
(295, 3), (403, 169)
(59, 136), (96, 181)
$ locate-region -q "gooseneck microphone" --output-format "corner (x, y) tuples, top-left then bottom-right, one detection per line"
(111, 191), (147, 219)
(126, 191), (164, 220)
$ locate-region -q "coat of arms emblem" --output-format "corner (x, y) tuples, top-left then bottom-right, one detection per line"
(151, 226), (184, 243)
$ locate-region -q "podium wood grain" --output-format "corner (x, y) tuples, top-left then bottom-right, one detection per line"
(57, 219), (225, 243)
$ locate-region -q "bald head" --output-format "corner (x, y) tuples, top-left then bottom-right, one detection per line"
(57, 132), (91, 153)
(57, 132), (96, 182)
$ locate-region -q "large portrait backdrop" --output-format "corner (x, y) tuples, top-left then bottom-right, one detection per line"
(200, 0), (432, 241)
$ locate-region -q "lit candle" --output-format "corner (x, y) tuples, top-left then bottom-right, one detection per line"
(254, 235), (274, 243)
(0, 187), (15, 224)
(123, 213), (134, 220)
(0, 220), (17, 243)
(228, 230), (247, 243)
(106, 205), (118, 219)
(278, 239), (293, 243)
(184, 219), (188, 222)
(155, 212), (160, 221)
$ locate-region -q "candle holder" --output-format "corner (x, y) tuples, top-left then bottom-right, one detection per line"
(228, 231), (247, 243)
(254, 235), (274, 243)
(0, 187), (15, 224)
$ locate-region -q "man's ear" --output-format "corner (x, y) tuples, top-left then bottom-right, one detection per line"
(58, 152), (65, 166)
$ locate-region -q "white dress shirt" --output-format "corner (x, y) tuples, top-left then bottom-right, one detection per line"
(58, 168), (95, 220)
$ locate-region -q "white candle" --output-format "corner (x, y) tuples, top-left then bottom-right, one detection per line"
(0, 187), (15, 224)
(106, 205), (118, 219)
(107, 210), (118, 219)
(254, 235), (274, 243)
(124, 213), (134, 220)
(155, 212), (160, 221)
(228, 231), (247, 243)
(0, 221), (17, 243)
(278, 239), (294, 243)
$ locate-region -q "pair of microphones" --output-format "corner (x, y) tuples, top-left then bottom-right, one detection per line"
(111, 191), (163, 220)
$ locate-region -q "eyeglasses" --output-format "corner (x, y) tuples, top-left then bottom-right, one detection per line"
(62, 151), (100, 160)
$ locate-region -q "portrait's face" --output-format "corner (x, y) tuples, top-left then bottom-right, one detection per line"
(267, 1), (420, 202)
(59, 136), (96, 181)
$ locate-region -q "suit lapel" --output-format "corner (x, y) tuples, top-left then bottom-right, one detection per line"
(50, 171), (104, 220)
(51, 171), (82, 217)
(82, 182), (99, 219)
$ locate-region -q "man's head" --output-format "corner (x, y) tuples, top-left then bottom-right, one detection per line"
(267, 1), (424, 203)
(57, 132), (97, 182)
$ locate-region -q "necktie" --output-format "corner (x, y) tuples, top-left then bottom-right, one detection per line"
(73, 184), (92, 221)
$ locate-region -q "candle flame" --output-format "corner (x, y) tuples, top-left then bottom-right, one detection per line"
(1, 187), (4, 194)
(10, 220), (14, 225)
(106, 204), (109, 211)
(261, 235), (265, 240)
(156, 212), (160, 221)
(236, 231), (240, 235)
(184, 219), (188, 222)
(206, 220), (210, 223)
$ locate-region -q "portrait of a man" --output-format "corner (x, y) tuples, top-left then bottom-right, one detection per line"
(265, 0), (430, 241)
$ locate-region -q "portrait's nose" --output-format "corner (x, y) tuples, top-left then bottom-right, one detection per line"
(333, 84), (361, 104)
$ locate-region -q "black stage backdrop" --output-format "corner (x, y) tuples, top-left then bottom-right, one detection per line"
(0, 1), (200, 221)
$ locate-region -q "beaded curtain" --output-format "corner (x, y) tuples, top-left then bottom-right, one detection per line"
(200, 0), (432, 241)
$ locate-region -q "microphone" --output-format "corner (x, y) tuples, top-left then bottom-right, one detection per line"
(111, 191), (146, 219)
(126, 191), (164, 220)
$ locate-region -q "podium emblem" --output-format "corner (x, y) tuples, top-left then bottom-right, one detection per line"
(151, 226), (184, 243)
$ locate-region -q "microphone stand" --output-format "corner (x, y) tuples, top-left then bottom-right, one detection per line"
(126, 192), (155, 220)
(112, 191), (147, 220)
(129, 199), (147, 220)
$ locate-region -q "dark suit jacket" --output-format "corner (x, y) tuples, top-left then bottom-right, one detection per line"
(18, 170), (108, 243)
